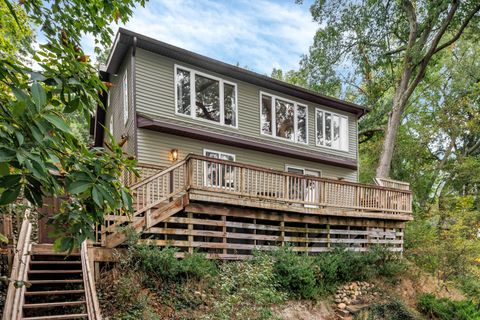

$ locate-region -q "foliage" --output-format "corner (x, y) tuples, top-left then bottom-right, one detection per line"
(356, 300), (418, 320)
(417, 294), (480, 320)
(128, 244), (218, 282)
(268, 247), (319, 299)
(203, 254), (286, 320)
(0, 0), (145, 250)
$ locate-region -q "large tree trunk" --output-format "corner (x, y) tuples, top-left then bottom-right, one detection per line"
(376, 69), (411, 178)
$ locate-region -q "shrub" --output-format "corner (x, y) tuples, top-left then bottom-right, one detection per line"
(128, 244), (218, 282)
(203, 254), (286, 320)
(267, 248), (319, 299)
(182, 251), (218, 280)
(417, 293), (480, 320)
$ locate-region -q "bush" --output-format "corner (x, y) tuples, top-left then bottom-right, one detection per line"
(417, 293), (480, 320)
(128, 244), (218, 281)
(268, 247), (319, 299)
(203, 254), (286, 320)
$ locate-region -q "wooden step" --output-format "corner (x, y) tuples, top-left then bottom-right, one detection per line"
(23, 313), (88, 320)
(28, 270), (82, 274)
(25, 290), (85, 296)
(30, 260), (81, 265)
(31, 244), (80, 256)
(23, 300), (86, 309)
(28, 279), (83, 284)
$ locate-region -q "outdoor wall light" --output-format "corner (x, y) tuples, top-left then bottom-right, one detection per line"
(170, 149), (178, 161)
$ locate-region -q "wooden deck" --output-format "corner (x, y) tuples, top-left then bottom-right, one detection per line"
(101, 155), (412, 256)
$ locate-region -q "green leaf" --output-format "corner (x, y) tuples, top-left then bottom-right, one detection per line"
(67, 180), (92, 194)
(30, 71), (46, 81)
(0, 149), (16, 162)
(0, 233), (8, 244)
(92, 186), (103, 206)
(0, 163), (9, 176)
(15, 131), (24, 146)
(0, 184), (21, 205)
(44, 114), (70, 132)
(0, 174), (22, 188)
(31, 82), (46, 109)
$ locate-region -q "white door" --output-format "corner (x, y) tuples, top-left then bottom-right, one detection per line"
(304, 170), (320, 208)
(204, 150), (235, 189)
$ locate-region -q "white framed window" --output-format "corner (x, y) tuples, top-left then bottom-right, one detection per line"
(123, 70), (129, 125)
(260, 92), (307, 144)
(175, 65), (238, 128)
(203, 149), (236, 189)
(315, 108), (348, 151)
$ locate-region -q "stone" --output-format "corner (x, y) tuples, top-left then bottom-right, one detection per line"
(335, 298), (342, 303)
(338, 303), (347, 309)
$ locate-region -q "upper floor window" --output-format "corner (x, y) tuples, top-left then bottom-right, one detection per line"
(315, 108), (348, 151)
(260, 92), (307, 144)
(175, 65), (237, 128)
(123, 70), (128, 125)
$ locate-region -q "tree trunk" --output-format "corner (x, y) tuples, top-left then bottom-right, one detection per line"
(376, 68), (411, 178)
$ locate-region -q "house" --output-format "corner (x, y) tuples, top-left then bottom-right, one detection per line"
(91, 28), (413, 258)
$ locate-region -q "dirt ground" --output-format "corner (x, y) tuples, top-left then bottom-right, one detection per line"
(273, 300), (336, 320)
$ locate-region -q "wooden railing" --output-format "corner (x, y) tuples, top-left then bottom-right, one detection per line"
(81, 241), (102, 320)
(3, 210), (32, 320)
(374, 177), (410, 191)
(187, 155), (412, 215)
(103, 159), (188, 240)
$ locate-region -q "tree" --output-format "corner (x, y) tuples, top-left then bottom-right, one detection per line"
(0, 0), (145, 250)
(300, 0), (480, 178)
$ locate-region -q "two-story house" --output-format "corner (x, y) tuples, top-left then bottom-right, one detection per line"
(91, 28), (412, 258)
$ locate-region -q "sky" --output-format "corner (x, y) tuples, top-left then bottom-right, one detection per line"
(81, 0), (318, 75)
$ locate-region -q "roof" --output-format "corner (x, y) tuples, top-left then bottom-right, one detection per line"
(105, 28), (369, 117)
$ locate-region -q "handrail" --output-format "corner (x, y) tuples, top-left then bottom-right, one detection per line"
(3, 210), (32, 320)
(186, 154), (412, 194)
(130, 159), (187, 189)
(374, 177), (410, 191)
(81, 241), (102, 320)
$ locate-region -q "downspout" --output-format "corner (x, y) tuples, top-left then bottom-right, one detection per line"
(132, 36), (138, 158)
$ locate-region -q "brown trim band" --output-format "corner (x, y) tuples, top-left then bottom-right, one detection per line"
(137, 115), (358, 170)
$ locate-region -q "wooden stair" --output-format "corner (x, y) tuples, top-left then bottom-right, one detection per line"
(105, 194), (187, 248)
(22, 245), (89, 320)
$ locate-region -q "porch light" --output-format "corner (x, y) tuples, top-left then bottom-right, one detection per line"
(170, 149), (178, 161)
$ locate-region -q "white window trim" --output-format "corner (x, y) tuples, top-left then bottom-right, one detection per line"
(174, 64), (239, 129)
(259, 91), (308, 145)
(285, 165), (322, 178)
(122, 70), (129, 125)
(315, 108), (349, 152)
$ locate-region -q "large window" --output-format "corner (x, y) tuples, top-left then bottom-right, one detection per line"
(315, 108), (348, 151)
(175, 65), (237, 128)
(260, 92), (307, 144)
(123, 71), (128, 125)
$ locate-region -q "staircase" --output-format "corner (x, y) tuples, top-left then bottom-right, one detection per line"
(103, 158), (189, 248)
(23, 245), (88, 320)
(3, 211), (101, 320)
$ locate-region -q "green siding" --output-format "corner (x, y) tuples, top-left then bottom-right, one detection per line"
(137, 129), (358, 182)
(105, 49), (135, 155)
(135, 48), (358, 162)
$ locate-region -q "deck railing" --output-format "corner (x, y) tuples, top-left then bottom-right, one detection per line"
(187, 154), (412, 215)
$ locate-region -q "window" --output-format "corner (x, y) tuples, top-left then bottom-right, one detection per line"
(260, 92), (307, 144)
(203, 150), (236, 189)
(123, 71), (128, 125)
(175, 65), (237, 128)
(315, 108), (348, 151)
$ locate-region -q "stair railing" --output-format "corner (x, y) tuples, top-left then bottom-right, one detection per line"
(103, 158), (188, 239)
(81, 241), (102, 320)
(3, 209), (32, 320)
